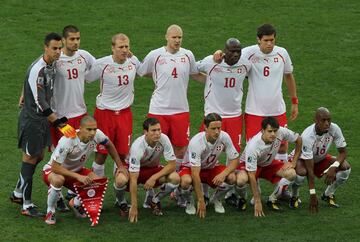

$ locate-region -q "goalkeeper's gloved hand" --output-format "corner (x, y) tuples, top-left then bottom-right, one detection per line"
(53, 117), (76, 138)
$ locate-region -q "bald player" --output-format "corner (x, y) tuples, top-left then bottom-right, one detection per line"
(289, 107), (350, 212)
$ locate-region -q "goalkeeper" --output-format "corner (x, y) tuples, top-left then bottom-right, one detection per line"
(10, 33), (76, 218)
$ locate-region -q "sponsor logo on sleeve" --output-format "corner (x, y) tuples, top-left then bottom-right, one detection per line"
(191, 152), (196, 159)
(131, 158), (137, 164)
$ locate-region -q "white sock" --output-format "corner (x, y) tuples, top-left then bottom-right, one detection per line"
(273, 178), (291, 199)
(47, 185), (61, 213)
(202, 183), (209, 198)
(212, 183), (234, 201)
(235, 184), (248, 199)
(179, 186), (192, 203)
(153, 183), (179, 203)
(92, 161), (105, 177)
(275, 153), (288, 162)
(325, 168), (351, 196)
(291, 175), (305, 197)
(74, 196), (82, 206)
(114, 183), (127, 204)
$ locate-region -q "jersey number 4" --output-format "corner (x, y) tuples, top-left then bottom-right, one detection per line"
(171, 68), (178, 78)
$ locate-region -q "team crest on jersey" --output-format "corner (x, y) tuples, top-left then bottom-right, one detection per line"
(128, 65), (133, 70)
(325, 137), (331, 143)
(191, 152), (196, 159)
(216, 145), (222, 151)
(77, 58), (82, 64)
(237, 67), (243, 73)
(181, 57), (186, 63)
(274, 57), (279, 63)
(106, 66), (116, 73)
(155, 146), (161, 152)
(90, 143), (96, 149)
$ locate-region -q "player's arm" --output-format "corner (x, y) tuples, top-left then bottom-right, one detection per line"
(289, 136), (302, 169)
(105, 140), (128, 176)
(143, 160), (176, 190)
(18, 86), (24, 108)
(212, 158), (239, 186)
(248, 171), (265, 217)
(191, 166), (206, 218)
(190, 73), (207, 83)
(303, 158), (318, 213)
(51, 160), (93, 185)
(284, 73), (298, 121)
(323, 147), (347, 185)
(129, 171), (139, 223)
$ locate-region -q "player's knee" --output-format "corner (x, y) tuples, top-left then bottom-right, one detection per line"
(51, 175), (65, 187)
(226, 172), (236, 185)
(115, 173), (129, 187)
(168, 172), (180, 185)
(284, 169), (296, 181)
(236, 172), (248, 186)
(180, 175), (192, 189)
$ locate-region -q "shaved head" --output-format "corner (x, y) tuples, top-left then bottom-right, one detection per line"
(80, 115), (97, 127)
(165, 24), (183, 53)
(224, 38), (242, 66)
(225, 38), (241, 48)
(315, 107), (330, 119)
(166, 24), (183, 36)
(315, 107), (331, 134)
(112, 33), (129, 46)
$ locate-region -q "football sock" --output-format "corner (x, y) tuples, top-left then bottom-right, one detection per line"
(92, 161), (105, 177)
(14, 178), (23, 197)
(20, 162), (36, 208)
(212, 182), (233, 201)
(275, 153), (288, 162)
(235, 184), (248, 199)
(179, 186), (192, 203)
(114, 183), (127, 204)
(324, 168), (351, 196)
(291, 175), (305, 197)
(47, 185), (61, 213)
(274, 178), (291, 199)
(153, 183), (179, 203)
(202, 183), (209, 198)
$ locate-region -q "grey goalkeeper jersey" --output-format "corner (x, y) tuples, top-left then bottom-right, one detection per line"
(22, 56), (56, 120)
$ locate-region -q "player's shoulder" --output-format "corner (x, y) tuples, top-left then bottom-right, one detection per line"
(78, 49), (94, 58)
(273, 45), (288, 55)
(57, 135), (77, 149)
(189, 132), (205, 147)
(242, 45), (258, 55)
(94, 55), (112, 65)
(220, 130), (231, 140)
(329, 122), (342, 134)
(159, 133), (172, 144)
(200, 55), (214, 63)
(29, 56), (46, 74)
(132, 134), (146, 147)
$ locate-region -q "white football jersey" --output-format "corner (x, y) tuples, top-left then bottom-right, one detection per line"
(300, 123), (346, 163)
(53, 49), (95, 118)
(137, 47), (198, 114)
(184, 131), (239, 169)
(241, 127), (298, 171)
(197, 55), (250, 117)
(242, 45), (293, 116)
(86, 55), (140, 110)
(43, 129), (108, 172)
(127, 133), (176, 172)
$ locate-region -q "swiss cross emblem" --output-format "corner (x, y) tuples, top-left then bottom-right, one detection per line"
(274, 57), (278, 62)
(325, 137), (331, 142)
(237, 68), (242, 73)
(77, 58), (82, 64)
(155, 146), (161, 152)
(128, 65), (132, 70)
(216, 146), (222, 151)
(181, 57), (186, 63)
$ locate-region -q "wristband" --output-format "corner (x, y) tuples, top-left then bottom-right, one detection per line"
(330, 161), (340, 168)
(309, 189), (316, 195)
(43, 108), (53, 117)
(291, 97), (299, 105)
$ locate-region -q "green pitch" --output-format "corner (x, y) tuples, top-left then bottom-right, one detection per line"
(1, 0), (359, 241)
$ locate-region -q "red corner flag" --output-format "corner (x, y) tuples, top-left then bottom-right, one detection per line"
(74, 178), (108, 226)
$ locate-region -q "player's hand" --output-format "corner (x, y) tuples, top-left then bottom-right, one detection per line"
(290, 104), (298, 121)
(324, 167), (336, 185)
(309, 194), (318, 214)
(58, 124), (76, 138)
(127, 50), (133, 58)
(129, 205), (138, 223)
(213, 50), (224, 63)
(116, 166), (129, 177)
(254, 200), (265, 217)
(144, 177), (156, 190)
(197, 200), (206, 218)
(77, 175), (93, 185)
(212, 173), (226, 186)
(18, 94), (24, 108)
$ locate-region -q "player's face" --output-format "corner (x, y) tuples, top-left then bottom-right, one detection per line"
(112, 38), (130, 63)
(63, 32), (81, 53)
(262, 125), (278, 143)
(224, 44), (241, 66)
(145, 123), (161, 145)
(316, 113), (331, 134)
(44, 40), (62, 63)
(205, 121), (222, 143)
(166, 29), (182, 53)
(79, 121), (97, 143)
(258, 34), (275, 54)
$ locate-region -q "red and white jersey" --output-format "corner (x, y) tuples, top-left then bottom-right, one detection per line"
(137, 47), (198, 114)
(86, 55), (140, 110)
(241, 127), (298, 171)
(242, 45), (293, 116)
(184, 131), (239, 169)
(53, 49), (95, 118)
(43, 129), (108, 172)
(197, 55), (251, 117)
(127, 133), (176, 172)
(300, 123), (346, 163)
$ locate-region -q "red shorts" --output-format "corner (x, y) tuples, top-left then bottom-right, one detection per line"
(42, 167), (92, 191)
(50, 113), (87, 148)
(135, 166), (164, 187)
(314, 154), (335, 178)
(244, 113), (287, 142)
(178, 165), (226, 188)
(255, 159), (285, 184)
(199, 115), (243, 152)
(148, 112), (190, 147)
(94, 107), (132, 156)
